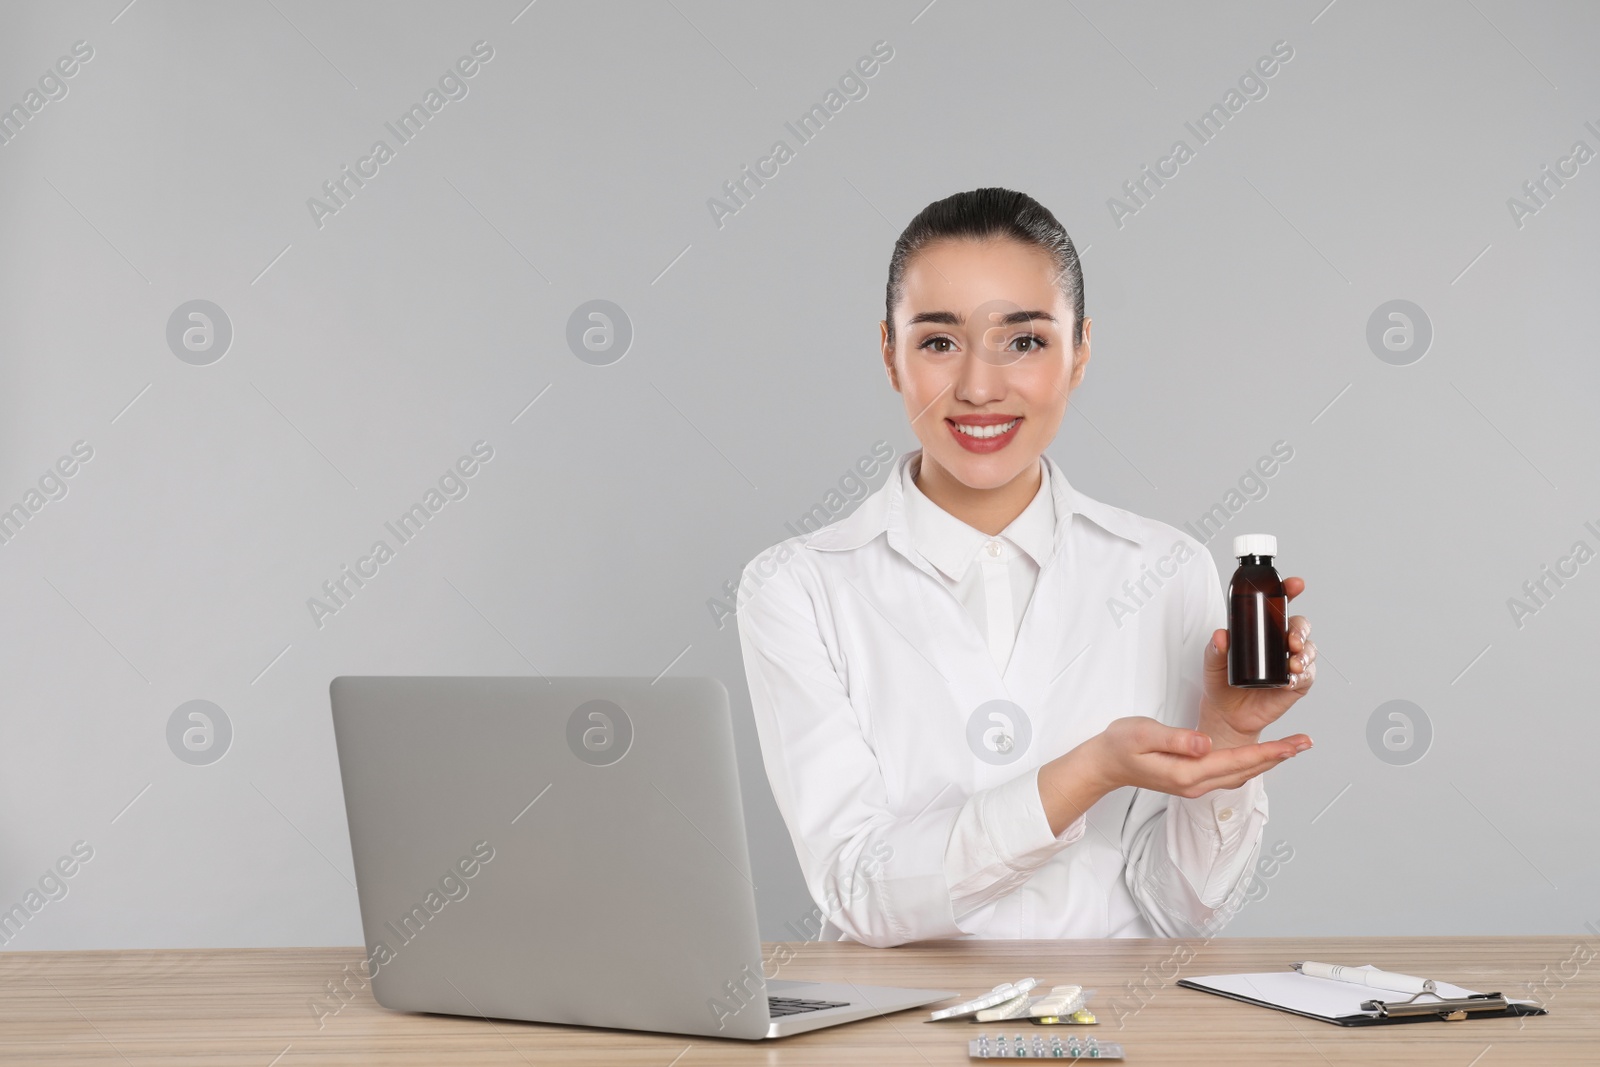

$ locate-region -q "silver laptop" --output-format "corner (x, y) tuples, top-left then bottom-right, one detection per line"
(329, 675), (955, 1039)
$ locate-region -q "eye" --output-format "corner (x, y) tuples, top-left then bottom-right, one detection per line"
(1009, 334), (1049, 353)
(917, 335), (958, 353)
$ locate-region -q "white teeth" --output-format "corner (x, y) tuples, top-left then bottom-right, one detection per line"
(953, 418), (1019, 439)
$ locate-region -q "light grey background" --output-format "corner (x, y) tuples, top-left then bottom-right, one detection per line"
(2, 0), (1595, 953)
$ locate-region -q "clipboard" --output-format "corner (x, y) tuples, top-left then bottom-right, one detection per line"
(1177, 965), (1548, 1026)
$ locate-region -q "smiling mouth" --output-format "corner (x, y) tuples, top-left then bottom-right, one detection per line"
(948, 418), (1020, 439)
(945, 416), (1023, 453)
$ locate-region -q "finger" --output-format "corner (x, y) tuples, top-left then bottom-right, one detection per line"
(1204, 629), (1229, 682)
(1196, 736), (1307, 777)
(1192, 734), (1313, 792)
(1283, 577), (1305, 602)
(1290, 660), (1317, 693)
(1139, 719), (1213, 758)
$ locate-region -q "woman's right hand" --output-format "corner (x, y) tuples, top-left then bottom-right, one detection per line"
(1086, 716), (1308, 799)
(1038, 716), (1308, 835)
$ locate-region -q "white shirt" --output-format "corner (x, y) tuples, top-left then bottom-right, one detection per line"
(900, 453), (1055, 674)
(737, 447), (1268, 945)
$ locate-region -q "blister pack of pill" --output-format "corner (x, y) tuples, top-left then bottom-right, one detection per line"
(968, 1031), (1124, 1059)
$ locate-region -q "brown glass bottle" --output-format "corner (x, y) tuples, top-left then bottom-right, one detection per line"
(1228, 533), (1289, 688)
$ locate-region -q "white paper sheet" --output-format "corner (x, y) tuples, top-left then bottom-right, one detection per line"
(1185, 965), (1536, 1021)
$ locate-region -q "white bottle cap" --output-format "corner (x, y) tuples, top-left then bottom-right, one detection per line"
(1233, 533), (1277, 558)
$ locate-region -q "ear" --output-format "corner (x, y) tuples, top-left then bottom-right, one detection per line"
(1068, 316), (1092, 391)
(880, 320), (901, 393)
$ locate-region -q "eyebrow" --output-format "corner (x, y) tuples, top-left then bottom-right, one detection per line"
(905, 310), (1059, 327)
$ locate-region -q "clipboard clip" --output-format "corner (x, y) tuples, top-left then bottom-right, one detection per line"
(1361, 989), (1510, 1020)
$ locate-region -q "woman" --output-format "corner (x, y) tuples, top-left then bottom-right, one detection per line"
(736, 188), (1317, 946)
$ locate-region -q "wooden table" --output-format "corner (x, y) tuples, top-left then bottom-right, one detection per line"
(2, 937), (1592, 1064)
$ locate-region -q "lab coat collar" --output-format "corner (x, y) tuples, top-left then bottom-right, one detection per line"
(806, 447), (1148, 560)
(899, 453), (1055, 582)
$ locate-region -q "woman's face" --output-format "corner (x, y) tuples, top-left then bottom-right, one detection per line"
(880, 237), (1090, 491)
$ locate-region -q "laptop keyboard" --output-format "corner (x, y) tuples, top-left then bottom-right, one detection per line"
(767, 995), (851, 1017)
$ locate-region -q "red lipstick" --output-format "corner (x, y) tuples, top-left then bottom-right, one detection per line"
(946, 414), (1022, 454)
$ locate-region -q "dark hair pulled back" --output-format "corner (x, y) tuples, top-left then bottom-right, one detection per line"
(884, 187), (1084, 348)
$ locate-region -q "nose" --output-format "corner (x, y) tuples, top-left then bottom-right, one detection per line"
(954, 345), (1010, 405)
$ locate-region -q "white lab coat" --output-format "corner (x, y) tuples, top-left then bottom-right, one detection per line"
(736, 448), (1268, 945)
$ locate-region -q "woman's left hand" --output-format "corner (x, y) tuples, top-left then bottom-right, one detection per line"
(1197, 576), (1316, 749)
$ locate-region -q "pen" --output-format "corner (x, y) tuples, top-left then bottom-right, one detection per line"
(1291, 961), (1436, 995)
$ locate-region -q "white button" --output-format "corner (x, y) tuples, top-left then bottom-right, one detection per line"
(986, 540), (1002, 557)
(1217, 807), (1234, 822)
